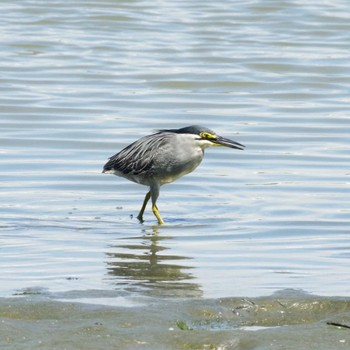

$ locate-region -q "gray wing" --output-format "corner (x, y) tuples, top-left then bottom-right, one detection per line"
(103, 132), (170, 176)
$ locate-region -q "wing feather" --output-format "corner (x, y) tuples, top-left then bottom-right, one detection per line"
(103, 132), (169, 177)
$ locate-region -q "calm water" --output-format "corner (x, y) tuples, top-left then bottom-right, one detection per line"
(1, 0), (350, 304)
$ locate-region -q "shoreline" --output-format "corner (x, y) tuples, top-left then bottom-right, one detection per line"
(1, 290), (349, 349)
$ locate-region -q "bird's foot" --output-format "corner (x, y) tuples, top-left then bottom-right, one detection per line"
(136, 214), (144, 223)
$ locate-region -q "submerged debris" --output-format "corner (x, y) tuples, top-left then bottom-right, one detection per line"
(327, 321), (350, 330)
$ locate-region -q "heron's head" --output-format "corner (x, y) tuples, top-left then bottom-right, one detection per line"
(162, 125), (245, 150)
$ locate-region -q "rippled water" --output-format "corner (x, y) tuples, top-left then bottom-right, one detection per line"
(1, 0), (350, 303)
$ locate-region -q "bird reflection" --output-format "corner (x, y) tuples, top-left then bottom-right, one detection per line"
(105, 226), (202, 298)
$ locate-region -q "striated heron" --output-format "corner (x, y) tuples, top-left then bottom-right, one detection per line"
(103, 125), (244, 224)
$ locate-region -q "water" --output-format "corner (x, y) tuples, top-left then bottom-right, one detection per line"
(1, 0), (350, 315)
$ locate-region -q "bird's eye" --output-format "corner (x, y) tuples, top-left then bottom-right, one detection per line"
(200, 131), (216, 140)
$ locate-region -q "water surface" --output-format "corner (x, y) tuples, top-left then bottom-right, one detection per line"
(1, 0), (350, 304)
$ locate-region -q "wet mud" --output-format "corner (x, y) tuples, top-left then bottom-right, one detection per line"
(1, 290), (349, 349)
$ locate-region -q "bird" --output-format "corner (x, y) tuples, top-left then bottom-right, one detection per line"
(102, 125), (245, 224)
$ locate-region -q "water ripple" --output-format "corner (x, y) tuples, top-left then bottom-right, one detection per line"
(0, 0), (350, 300)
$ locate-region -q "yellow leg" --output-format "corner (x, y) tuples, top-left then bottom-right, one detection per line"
(137, 191), (151, 222)
(152, 204), (164, 225)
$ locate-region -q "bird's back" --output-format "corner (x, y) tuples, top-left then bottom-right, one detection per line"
(103, 132), (170, 185)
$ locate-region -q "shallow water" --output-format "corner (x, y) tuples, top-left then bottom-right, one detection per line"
(1, 0), (350, 313)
